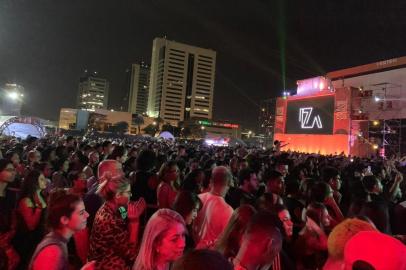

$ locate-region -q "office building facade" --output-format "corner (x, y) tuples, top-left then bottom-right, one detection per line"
(128, 63), (150, 114)
(77, 76), (109, 110)
(148, 38), (216, 123)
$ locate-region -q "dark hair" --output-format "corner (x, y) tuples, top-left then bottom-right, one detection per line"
(19, 170), (42, 204)
(47, 190), (82, 230)
(172, 191), (202, 220)
(268, 203), (288, 215)
(4, 150), (18, 161)
(0, 158), (12, 172)
(33, 162), (50, 172)
(102, 140), (111, 148)
(362, 175), (378, 192)
(245, 211), (283, 248)
(137, 149), (156, 171)
(322, 167), (339, 182)
(263, 170), (283, 184)
(108, 145), (126, 160)
(53, 158), (68, 171)
(123, 156), (137, 173)
(352, 260), (376, 270)
(158, 160), (178, 183)
(238, 168), (254, 186)
(41, 147), (56, 162)
(306, 202), (327, 227)
(309, 181), (331, 203)
(181, 169), (204, 193)
(202, 169), (212, 190)
(359, 201), (390, 233)
(285, 179), (300, 195)
(216, 205), (256, 258)
(172, 249), (233, 270)
(66, 136), (74, 143)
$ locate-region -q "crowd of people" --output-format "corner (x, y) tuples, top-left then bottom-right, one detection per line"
(1, 135), (406, 270)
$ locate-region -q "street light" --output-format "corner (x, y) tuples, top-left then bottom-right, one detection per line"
(7, 92), (19, 100)
(201, 126), (205, 130)
(374, 96), (381, 102)
(153, 121), (157, 126)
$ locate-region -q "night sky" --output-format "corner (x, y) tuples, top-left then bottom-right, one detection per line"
(1, 0), (406, 129)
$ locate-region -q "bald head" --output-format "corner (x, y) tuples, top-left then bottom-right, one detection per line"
(210, 166), (232, 196)
(98, 160), (122, 181)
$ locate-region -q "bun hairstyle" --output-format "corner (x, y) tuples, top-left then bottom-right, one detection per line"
(96, 170), (129, 201)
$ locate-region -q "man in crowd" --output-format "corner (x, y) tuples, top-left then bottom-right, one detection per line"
(193, 166), (234, 249)
(232, 211), (283, 270)
(227, 168), (259, 209)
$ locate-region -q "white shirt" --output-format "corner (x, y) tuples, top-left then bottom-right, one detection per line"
(193, 192), (234, 249)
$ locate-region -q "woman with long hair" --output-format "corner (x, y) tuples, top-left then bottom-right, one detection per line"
(157, 161), (180, 209)
(0, 159), (19, 269)
(88, 160), (146, 270)
(172, 191), (202, 251)
(215, 205), (256, 259)
(14, 170), (47, 269)
(133, 209), (186, 270)
(181, 169), (204, 194)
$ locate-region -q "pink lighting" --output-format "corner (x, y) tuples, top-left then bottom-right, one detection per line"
(296, 76), (332, 96)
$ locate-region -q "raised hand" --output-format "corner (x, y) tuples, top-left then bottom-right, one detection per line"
(127, 198), (147, 221)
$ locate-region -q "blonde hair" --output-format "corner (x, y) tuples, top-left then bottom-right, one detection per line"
(133, 209), (186, 270)
(327, 218), (376, 260)
(96, 163), (128, 201)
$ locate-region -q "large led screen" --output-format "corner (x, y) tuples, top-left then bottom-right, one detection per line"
(285, 95), (334, 134)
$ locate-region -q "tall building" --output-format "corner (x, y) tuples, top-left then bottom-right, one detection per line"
(128, 62), (150, 114)
(148, 38), (216, 123)
(0, 83), (24, 116)
(77, 75), (109, 110)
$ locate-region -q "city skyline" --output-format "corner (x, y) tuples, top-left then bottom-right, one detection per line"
(1, 0), (406, 129)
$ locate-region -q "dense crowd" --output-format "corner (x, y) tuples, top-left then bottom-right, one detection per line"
(1, 135), (406, 270)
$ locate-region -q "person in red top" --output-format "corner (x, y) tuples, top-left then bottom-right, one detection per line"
(14, 170), (48, 269)
(157, 161), (180, 209)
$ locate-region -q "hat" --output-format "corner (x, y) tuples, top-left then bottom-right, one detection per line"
(344, 231), (406, 270)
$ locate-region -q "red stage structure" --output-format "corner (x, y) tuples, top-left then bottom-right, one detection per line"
(274, 77), (373, 157)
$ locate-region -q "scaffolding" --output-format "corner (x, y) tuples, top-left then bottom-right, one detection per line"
(363, 82), (403, 158)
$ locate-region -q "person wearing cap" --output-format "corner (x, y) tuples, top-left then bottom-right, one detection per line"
(323, 218), (377, 270)
(344, 231), (406, 270)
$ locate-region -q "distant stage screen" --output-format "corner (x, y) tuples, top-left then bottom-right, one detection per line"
(286, 95), (334, 134)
